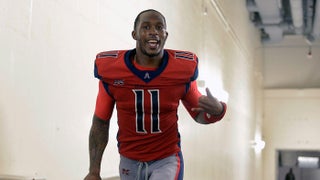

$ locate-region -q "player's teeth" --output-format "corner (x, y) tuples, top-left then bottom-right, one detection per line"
(148, 40), (158, 47)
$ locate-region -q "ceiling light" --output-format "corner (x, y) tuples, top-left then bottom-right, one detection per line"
(307, 46), (312, 59)
(251, 139), (265, 154)
(297, 156), (319, 168)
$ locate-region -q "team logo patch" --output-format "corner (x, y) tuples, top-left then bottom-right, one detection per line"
(144, 72), (151, 79)
(97, 50), (119, 58)
(113, 79), (124, 86)
(175, 51), (195, 61)
(122, 168), (130, 175)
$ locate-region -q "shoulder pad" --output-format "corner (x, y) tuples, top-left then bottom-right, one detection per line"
(174, 50), (196, 61)
(96, 50), (120, 59)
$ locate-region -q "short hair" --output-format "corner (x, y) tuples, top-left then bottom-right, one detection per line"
(133, 9), (166, 30)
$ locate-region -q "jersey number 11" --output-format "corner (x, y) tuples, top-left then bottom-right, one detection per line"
(132, 89), (161, 134)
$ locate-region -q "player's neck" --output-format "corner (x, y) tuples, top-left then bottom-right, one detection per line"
(134, 53), (163, 68)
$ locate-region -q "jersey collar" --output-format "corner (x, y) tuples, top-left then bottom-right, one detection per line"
(124, 49), (169, 83)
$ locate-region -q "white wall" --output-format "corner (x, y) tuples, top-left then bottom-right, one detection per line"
(0, 0), (263, 179)
(263, 89), (320, 180)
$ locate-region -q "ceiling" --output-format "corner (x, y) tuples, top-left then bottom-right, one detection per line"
(246, 0), (320, 89)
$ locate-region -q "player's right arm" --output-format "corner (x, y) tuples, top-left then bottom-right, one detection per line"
(85, 115), (110, 180)
(84, 81), (115, 180)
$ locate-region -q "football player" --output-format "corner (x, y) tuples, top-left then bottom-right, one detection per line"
(84, 9), (227, 180)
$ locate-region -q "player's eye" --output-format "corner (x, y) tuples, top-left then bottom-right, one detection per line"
(142, 25), (150, 30)
(156, 25), (164, 30)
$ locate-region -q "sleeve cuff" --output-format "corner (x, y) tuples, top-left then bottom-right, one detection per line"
(204, 101), (227, 123)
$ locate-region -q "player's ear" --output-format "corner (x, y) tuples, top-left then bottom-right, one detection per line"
(132, 30), (137, 40)
(165, 31), (168, 40)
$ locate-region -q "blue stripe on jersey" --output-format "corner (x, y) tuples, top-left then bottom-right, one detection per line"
(175, 51), (195, 60)
(191, 62), (198, 81)
(101, 81), (114, 98)
(94, 63), (101, 79)
(185, 82), (191, 94)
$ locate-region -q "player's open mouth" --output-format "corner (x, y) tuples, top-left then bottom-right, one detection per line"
(147, 40), (159, 49)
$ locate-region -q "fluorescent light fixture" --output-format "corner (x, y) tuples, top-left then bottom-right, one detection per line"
(297, 156), (319, 168)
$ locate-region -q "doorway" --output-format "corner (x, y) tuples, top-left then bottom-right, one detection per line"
(277, 150), (320, 180)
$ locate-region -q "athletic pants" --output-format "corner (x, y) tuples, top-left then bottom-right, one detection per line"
(119, 152), (184, 180)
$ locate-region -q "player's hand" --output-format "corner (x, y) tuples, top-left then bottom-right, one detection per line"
(192, 88), (223, 115)
(84, 173), (102, 180)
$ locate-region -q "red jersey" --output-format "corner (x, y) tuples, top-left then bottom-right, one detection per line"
(94, 49), (202, 161)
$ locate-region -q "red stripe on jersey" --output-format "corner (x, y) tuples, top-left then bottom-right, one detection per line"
(174, 153), (181, 180)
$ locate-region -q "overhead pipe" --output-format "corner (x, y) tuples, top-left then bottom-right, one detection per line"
(289, 0), (304, 34)
(254, 0), (282, 24)
(310, 0), (320, 41)
(304, 0), (315, 35)
(253, 0), (284, 43)
(246, 0), (259, 12)
(255, 21), (292, 31)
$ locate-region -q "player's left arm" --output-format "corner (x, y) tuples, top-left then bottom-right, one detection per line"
(192, 87), (227, 124)
(182, 81), (227, 124)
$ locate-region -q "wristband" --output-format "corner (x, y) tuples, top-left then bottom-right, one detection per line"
(203, 101), (226, 123)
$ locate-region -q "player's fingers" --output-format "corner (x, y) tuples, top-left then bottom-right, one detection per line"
(191, 107), (204, 112)
(198, 102), (213, 112)
(206, 88), (213, 98)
